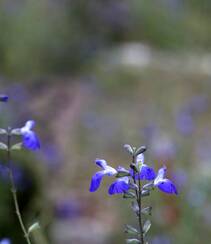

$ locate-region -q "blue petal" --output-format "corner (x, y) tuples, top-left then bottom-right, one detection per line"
(0, 95), (8, 102)
(140, 164), (156, 180)
(23, 131), (40, 150)
(108, 177), (130, 195)
(89, 171), (105, 192)
(157, 179), (178, 195)
(0, 239), (10, 244)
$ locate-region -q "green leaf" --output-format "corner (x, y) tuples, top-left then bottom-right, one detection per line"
(135, 146), (147, 156)
(28, 222), (40, 234)
(28, 222), (48, 244)
(124, 144), (134, 155)
(0, 128), (7, 134)
(131, 201), (139, 215)
(123, 191), (136, 199)
(0, 143), (8, 150)
(141, 206), (152, 216)
(142, 182), (154, 190)
(11, 143), (23, 150)
(126, 238), (140, 243)
(11, 128), (22, 135)
(143, 220), (151, 236)
(125, 225), (139, 235)
(141, 190), (150, 197)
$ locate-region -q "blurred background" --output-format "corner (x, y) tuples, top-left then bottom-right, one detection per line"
(0, 0), (211, 243)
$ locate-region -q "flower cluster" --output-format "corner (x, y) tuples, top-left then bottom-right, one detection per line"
(90, 148), (178, 195)
(89, 144), (178, 243)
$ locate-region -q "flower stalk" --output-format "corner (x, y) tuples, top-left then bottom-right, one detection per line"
(7, 129), (32, 244)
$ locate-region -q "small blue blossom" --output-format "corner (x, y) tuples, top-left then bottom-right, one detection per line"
(89, 159), (117, 192)
(0, 238), (11, 244)
(108, 176), (130, 195)
(154, 166), (178, 195)
(0, 95), (8, 102)
(131, 153), (156, 180)
(20, 120), (40, 150)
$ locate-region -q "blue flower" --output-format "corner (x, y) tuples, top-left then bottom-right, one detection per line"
(20, 120), (40, 150)
(89, 159), (117, 192)
(108, 176), (130, 195)
(0, 238), (11, 244)
(0, 95), (8, 102)
(154, 166), (178, 195)
(131, 153), (156, 180)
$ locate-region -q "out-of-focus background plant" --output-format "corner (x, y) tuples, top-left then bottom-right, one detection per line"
(0, 0), (211, 243)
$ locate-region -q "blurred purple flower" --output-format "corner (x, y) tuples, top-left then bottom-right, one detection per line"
(0, 239), (10, 244)
(0, 95), (8, 102)
(151, 234), (172, 244)
(20, 120), (40, 150)
(176, 110), (194, 135)
(55, 198), (81, 220)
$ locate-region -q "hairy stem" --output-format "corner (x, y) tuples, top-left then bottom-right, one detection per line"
(7, 131), (32, 244)
(132, 155), (144, 244)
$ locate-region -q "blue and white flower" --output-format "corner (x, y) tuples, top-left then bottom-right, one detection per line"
(108, 176), (130, 195)
(154, 166), (178, 195)
(89, 159), (117, 192)
(20, 120), (40, 150)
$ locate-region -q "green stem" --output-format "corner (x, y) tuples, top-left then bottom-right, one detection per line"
(132, 155), (144, 244)
(7, 131), (32, 244)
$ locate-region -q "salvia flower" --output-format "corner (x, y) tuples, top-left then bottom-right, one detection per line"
(89, 159), (117, 192)
(154, 166), (178, 195)
(20, 120), (40, 150)
(0, 95), (8, 102)
(108, 176), (130, 195)
(131, 153), (156, 180)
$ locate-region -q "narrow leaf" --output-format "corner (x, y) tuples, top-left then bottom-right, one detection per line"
(124, 144), (134, 155)
(11, 143), (23, 150)
(143, 220), (151, 235)
(0, 143), (8, 150)
(135, 146), (147, 156)
(11, 128), (22, 135)
(142, 182), (154, 190)
(126, 238), (140, 243)
(28, 222), (48, 244)
(131, 201), (139, 215)
(0, 129), (7, 134)
(141, 190), (150, 197)
(141, 206), (152, 216)
(123, 191), (136, 199)
(125, 225), (139, 234)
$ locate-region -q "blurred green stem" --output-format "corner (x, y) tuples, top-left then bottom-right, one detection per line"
(7, 131), (32, 244)
(132, 155), (144, 244)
